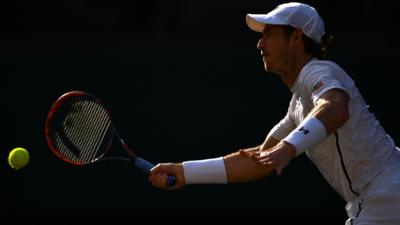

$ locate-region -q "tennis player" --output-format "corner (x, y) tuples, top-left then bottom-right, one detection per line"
(149, 2), (400, 224)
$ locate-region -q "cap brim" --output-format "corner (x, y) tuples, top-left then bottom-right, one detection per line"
(246, 14), (287, 32)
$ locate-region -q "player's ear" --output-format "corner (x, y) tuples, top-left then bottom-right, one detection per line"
(292, 28), (303, 44)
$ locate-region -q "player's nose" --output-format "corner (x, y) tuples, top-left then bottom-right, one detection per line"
(257, 38), (264, 50)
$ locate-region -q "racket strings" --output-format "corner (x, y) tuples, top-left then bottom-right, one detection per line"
(54, 97), (113, 163)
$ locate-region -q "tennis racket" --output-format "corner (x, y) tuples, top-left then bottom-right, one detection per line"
(45, 90), (176, 186)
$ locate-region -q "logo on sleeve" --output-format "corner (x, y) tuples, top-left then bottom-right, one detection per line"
(312, 81), (324, 93)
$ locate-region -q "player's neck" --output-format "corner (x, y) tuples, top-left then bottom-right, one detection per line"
(281, 54), (313, 89)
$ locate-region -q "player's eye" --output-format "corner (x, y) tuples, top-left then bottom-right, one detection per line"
(263, 31), (272, 39)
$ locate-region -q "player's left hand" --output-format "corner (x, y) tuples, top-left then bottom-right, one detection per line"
(250, 141), (296, 176)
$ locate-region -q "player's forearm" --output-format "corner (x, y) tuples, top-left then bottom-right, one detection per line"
(261, 135), (280, 151)
(224, 151), (273, 183)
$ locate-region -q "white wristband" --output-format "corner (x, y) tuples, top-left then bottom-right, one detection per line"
(283, 117), (327, 155)
(182, 157), (228, 184)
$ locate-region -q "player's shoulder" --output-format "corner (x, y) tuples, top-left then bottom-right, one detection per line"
(301, 59), (347, 80)
(303, 59), (342, 73)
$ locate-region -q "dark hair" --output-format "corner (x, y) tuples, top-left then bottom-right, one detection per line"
(281, 25), (334, 59)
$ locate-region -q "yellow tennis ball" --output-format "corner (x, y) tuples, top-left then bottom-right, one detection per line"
(8, 147), (30, 170)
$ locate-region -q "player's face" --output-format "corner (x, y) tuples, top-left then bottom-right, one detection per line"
(257, 25), (294, 74)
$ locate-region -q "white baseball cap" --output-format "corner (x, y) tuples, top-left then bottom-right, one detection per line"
(246, 2), (325, 44)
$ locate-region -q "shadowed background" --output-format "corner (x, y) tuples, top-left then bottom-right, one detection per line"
(1, 0), (399, 224)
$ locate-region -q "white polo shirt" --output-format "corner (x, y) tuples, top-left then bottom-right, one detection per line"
(269, 59), (397, 202)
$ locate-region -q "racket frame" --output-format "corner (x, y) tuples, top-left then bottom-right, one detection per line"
(45, 91), (115, 165)
(45, 90), (175, 185)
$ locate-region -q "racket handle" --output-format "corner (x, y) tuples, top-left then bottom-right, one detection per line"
(134, 157), (176, 187)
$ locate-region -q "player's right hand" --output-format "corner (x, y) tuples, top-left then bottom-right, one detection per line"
(239, 146), (260, 158)
(149, 163), (185, 190)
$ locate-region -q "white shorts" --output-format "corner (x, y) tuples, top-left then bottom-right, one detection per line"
(345, 150), (400, 225)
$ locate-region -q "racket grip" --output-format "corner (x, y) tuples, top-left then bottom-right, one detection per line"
(134, 157), (176, 187)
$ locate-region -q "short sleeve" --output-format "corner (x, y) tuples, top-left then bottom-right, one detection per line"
(303, 65), (348, 105)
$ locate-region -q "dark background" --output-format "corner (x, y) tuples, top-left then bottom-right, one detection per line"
(2, 0), (399, 224)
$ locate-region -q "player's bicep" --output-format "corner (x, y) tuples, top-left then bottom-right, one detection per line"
(311, 88), (350, 134)
(315, 88), (349, 110)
